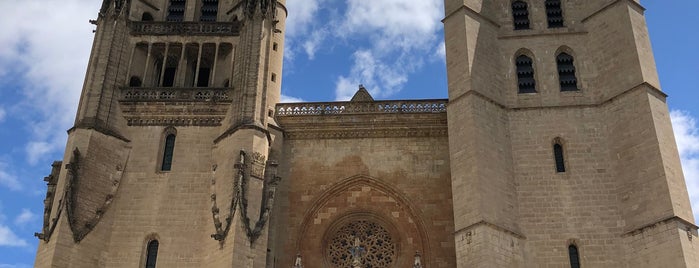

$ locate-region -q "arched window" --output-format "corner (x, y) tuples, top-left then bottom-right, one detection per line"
(200, 0), (218, 22)
(557, 52), (578, 91)
(129, 76), (142, 87)
(512, 1), (530, 30)
(554, 141), (566, 172)
(568, 244), (580, 268)
(167, 0), (186, 22)
(516, 55), (536, 93)
(161, 134), (176, 171)
(546, 0), (564, 28)
(141, 12), (154, 21)
(145, 240), (159, 268)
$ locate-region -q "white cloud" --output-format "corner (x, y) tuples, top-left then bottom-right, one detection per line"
(340, 0), (443, 53)
(335, 50), (408, 100)
(0, 107), (6, 122)
(333, 0), (444, 100)
(0, 0), (99, 165)
(0, 224), (28, 247)
(302, 28), (329, 60)
(0, 162), (22, 191)
(670, 110), (699, 222)
(283, 1), (444, 99)
(284, 0), (325, 62)
(13, 209), (35, 226)
(434, 40), (446, 62)
(280, 94), (305, 103)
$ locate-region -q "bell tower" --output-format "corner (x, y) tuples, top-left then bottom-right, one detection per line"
(443, 0), (698, 267)
(34, 0), (287, 267)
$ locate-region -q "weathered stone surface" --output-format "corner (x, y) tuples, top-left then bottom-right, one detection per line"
(35, 1), (697, 268)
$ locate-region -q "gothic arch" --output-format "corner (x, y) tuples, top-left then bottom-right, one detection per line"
(294, 174), (431, 267)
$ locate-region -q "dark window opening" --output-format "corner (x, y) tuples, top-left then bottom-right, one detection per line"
(546, 0), (564, 28)
(162, 67), (177, 87)
(161, 134), (175, 171)
(141, 12), (154, 21)
(271, 73), (276, 82)
(554, 143), (566, 172)
(197, 68), (211, 87)
(129, 76), (142, 87)
(200, 0), (218, 22)
(512, 1), (530, 30)
(145, 240), (159, 268)
(557, 52), (578, 91)
(273, 42), (278, 51)
(568, 245), (580, 268)
(516, 55), (536, 93)
(167, 0), (186, 22)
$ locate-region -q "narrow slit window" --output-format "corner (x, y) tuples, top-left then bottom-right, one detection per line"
(512, 1), (530, 30)
(554, 143), (566, 172)
(161, 134), (176, 171)
(546, 0), (564, 28)
(557, 52), (578, 91)
(167, 0), (186, 22)
(568, 245), (580, 268)
(145, 240), (159, 268)
(200, 0), (218, 22)
(516, 55), (536, 93)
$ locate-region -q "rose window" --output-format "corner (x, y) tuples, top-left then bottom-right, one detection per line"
(326, 220), (396, 268)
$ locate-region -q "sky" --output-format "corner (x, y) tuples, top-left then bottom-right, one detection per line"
(0, 0), (697, 267)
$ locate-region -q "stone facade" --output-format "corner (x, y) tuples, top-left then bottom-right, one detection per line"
(34, 0), (698, 267)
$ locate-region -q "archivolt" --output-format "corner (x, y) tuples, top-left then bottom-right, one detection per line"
(294, 174), (431, 263)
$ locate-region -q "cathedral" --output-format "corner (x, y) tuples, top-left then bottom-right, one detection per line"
(33, 0), (699, 267)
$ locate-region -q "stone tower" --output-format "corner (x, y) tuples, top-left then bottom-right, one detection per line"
(443, 0), (698, 267)
(34, 0), (287, 267)
(34, 0), (698, 267)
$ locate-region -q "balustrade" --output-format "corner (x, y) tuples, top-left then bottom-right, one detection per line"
(121, 87), (231, 102)
(276, 99), (448, 116)
(129, 21), (240, 36)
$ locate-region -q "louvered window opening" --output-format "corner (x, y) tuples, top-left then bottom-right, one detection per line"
(161, 134), (176, 171)
(546, 0), (564, 28)
(557, 53), (578, 91)
(554, 143), (566, 172)
(145, 240), (159, 268)
(200, 0), (218, 22)
(516, 55), (536, 93)
(568, 245), (580, 268)
(167, 0), (186, 22)
(512, 1), (530, 30)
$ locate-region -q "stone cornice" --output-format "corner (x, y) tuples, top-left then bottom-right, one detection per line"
(278, 113), (447, 140)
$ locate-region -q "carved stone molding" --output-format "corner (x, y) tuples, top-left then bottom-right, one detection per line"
(210, 150), (281, 245)
(121, 87), (232, 102)
(129, 21), (241, 36)
(34, 161), (64, 242)
(64, 148), (130, 242)
(125, 116), (224, 127)
(283, 128), (449, 140)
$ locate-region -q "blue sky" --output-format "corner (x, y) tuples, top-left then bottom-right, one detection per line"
(0, 1), (697, 267)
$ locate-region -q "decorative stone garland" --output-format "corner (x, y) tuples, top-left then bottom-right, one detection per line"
(63, 148), (129, 242)
(210, 150), (281, 245)
(210, 163), (239, 241)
